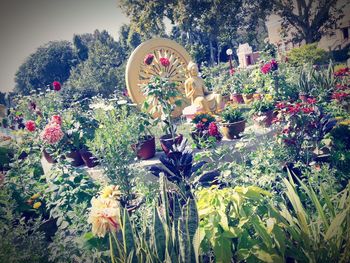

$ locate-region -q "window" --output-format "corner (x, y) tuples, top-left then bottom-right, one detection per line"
(342, 27), (349, 39)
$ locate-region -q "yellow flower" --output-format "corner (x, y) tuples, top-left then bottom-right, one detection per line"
(265, 94), (273, 101)
(33, 202), (42, 209)
(88, 197), (120, 238)
(100, 185), (121, 199)
(30, 193), (40, 200)
(339, 119), (350, 126)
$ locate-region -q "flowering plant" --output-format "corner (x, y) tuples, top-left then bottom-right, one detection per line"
(275, 101), (336, 163)
(220, 105), (244, 123)
(191, 112), (222, 148)
(261, 59), (278, 74)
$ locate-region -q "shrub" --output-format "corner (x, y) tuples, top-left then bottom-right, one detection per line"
(287, 43), (328, 67)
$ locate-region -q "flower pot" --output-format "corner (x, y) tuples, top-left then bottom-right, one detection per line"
(42, 149), (56, 164)
(132, 136), (156, 160)
(80, 149), (99, 168)
(242, 94), (254, 104)
(221, 120), (246, 139)
(159, 134), (183, 155)
(66, 150), (84, 167)
(253, 93), (262, 101)
(253, 110), (274, 127)
(230, 94), (244, 104)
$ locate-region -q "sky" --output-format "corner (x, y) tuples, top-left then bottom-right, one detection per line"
(0, 0), (129, 92)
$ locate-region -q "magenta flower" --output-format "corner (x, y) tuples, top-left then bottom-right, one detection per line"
(144, 54), (154, 65)
(53, 81), (61, 91)
(25, 120), (36, 132)
(159, 57), (170, 67)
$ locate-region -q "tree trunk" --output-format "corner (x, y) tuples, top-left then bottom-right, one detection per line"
(209, 38), (215, 65)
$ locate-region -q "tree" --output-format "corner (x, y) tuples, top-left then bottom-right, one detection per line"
(15, 41), (77, 94)
(67, 31), (126, 97)
(269, 0), (346, 43)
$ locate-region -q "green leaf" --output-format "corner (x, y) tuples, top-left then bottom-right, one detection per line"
(153, 206), (166, 262)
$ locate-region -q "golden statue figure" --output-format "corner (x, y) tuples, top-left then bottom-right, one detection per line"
(184, 61), (222, 112)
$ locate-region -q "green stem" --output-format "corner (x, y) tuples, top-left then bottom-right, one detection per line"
(109, 233), (116, 263)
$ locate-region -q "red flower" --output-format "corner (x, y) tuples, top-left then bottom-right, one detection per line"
(301, 107), (314, 114)
(332, 92), (349, 101)
(334, 67), (349, 77)
(53, 81), (61, 91)
(159, 57), (170, 67)
(276, 102), (286, 109)
(144, 54), (154, 65)
(25, 120), (36, 132)
(261, 63), (272, 74)
(196, 122), (205, 130)
(51, 115), (62, 126)
(335, 84), (347, 90)
(208, 122), (219, 136)
(306, 97), (316, 104)
(288, 106), (300, 114)
(282, 128), (290, 134)
(229, 68), (235, 75)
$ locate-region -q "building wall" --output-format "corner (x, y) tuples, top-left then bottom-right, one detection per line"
(265, 2), (350, 52)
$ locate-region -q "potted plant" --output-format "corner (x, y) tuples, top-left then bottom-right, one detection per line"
(131, 112), (156, 160)
(191, 112), (222, 148)
(220, 105), (246, 139)
(229, 70), (246, 104)
(142, 75), (183, 154)
(251, 99), (275, 127)
(242, 84), (256, 104)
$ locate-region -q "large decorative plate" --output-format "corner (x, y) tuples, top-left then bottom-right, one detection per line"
(125, 38), (192, 117)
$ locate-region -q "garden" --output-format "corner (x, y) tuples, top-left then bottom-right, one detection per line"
(1, 37), (350, 263)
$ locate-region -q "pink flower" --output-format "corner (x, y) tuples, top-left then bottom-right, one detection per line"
(208, 122), (219, 136)
(229, 68), (235, 75)
(306, 97), (316, 104)
(159, 57), (170, 67)
(196, 122), (205, 130)
(25, 120), (36, 132)
(41, 123), (64, 144)
(301, 107), (314, 114)
(144, 54), (154, 65)
(276, 102), (286, 109)
(53, 81), (61, 91)
(50, 115), (62, 126)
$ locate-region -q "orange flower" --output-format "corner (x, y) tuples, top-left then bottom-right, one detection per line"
(202, 118), (208, 122)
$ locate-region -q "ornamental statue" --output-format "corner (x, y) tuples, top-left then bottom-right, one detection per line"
(184, 61), (222, 112)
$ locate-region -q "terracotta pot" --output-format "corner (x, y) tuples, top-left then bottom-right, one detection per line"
(66, 150), (84, 167)
(42, 149), (56, 164)
(230, 94), (244, 104)
(253, 110), (274, 127)
(80, 149), (99, 168)
(159, 134), (183, 155)
(242, 94), (254, 104)
(132, 136), (156, 160)
(221, 120), (246, 139)
(253, 93), (262, 101)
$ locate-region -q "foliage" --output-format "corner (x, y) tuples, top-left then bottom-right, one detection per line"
(287, 44), (328, 67)
(87, 102), (139, 198)
(196, 185), (284, 263)
(15, 41), (77, 95)
(110, 175), (200, 263)
(142, 76), (182, 139)
(220, 105), (244, 123)
(0, 189), (49, 263)
(68, 31), (125, 97)
(251, 99), (275, 114)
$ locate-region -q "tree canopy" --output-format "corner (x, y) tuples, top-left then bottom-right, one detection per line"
(15, 41), (77, 95)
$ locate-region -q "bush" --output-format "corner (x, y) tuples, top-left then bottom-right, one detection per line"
(287, 43), (328, 67)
